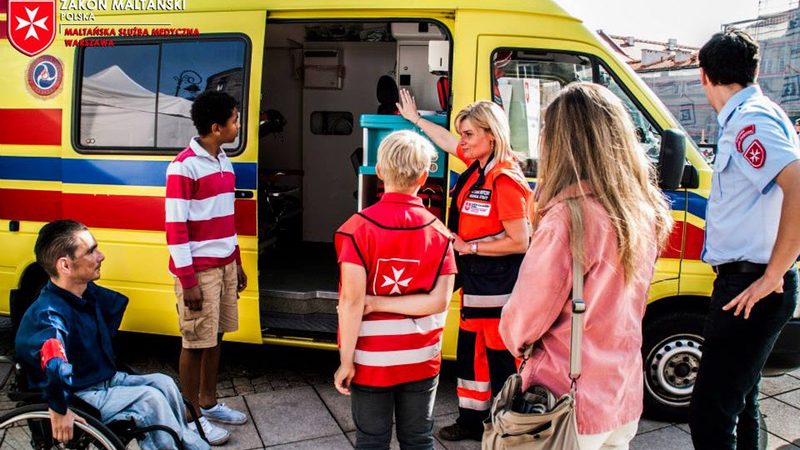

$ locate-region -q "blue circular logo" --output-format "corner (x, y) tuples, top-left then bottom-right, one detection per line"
(27, 55), (63, 97)
(33, 61), (58, 90)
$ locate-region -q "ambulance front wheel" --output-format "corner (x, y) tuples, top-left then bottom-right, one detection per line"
(642, 310), (705, 422)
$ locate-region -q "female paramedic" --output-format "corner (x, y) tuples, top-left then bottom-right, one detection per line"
(397, 89), (532, 441)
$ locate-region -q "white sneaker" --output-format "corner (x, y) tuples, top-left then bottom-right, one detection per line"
(201, 402), (248, 425)
(189, 416), (231, 446)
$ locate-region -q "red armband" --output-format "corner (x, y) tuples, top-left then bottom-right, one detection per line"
(40, 338), (67, 370)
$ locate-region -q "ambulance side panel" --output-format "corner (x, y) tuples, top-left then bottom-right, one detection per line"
(0, 10), (265, 344)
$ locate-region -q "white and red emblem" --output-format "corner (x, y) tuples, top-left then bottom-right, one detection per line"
(8, 0), (56, 57)
(735, 124), (756, 153)
(735, 124), (766, 168)
(373, 258), (420, 295)
(27, 54), (62, 96)
(743, 140), (766, 168)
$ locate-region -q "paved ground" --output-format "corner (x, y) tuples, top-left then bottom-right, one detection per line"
(0, 319), (798, 449)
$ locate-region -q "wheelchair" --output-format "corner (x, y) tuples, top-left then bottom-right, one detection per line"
(0, 356), (206, 450)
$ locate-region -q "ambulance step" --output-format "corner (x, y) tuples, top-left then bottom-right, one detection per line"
(261, 289), (338, 300)
(261, 312), (338, 337)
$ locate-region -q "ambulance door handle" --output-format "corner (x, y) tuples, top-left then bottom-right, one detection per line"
(235, 190), (254, 199)
(9, 220), (19, 232)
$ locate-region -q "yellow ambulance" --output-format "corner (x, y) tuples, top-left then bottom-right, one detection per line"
(1, 0), (798, 420)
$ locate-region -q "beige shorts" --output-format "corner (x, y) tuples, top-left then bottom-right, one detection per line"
(174, 261), (239, 349)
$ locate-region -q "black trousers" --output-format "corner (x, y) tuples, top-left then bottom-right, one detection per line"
(351, 376), (438, 450)
(689, 268), (798, 450)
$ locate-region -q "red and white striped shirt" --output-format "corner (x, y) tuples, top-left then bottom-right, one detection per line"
(335, 193), (457, 387)
(166, 138), (240, 289)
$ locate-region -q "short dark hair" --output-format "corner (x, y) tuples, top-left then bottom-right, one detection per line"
(699, 29), (759, 86)
(190, 90), (238, 136)
(35, 220), (88, 277)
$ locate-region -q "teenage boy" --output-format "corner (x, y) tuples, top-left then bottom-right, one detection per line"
(166, 91), (248, 445)
(689, 30), (800, 449)
(334, 130), (457, 449)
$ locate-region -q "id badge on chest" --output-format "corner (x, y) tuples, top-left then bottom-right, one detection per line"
(462, 189), (492, 217)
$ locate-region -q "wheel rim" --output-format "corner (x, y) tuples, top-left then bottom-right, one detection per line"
(0, 410), (120, 449)
(645, 334), (703, 407)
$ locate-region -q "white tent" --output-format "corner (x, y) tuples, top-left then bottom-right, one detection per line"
(79, 65), (196, 148)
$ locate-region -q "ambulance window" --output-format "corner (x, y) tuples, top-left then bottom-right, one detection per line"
(596, 65), (661, 163)
(76, 37), (248, 153)
(491, 49), (594, 176)
(80, 45), (160, 148)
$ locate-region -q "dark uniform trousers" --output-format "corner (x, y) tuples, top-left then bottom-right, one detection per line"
(689, 268), (798, 449)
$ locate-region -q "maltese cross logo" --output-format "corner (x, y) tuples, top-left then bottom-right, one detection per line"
(8, 0), (56, 57)
(373, 258), (420, 296)
(17, 6), (49, 40)
(744, 139), (766, 169)
(381, 267), (413, 295)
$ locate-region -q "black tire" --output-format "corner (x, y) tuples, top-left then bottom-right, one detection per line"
(0, 403), (125, 449)
(642, 310), (705, 422)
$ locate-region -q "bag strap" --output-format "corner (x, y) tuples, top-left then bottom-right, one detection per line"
(518, 199), (585, 394)
(567, 199), (585, 392)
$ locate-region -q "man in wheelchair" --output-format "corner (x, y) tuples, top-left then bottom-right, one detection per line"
(14, 220), (210, 450)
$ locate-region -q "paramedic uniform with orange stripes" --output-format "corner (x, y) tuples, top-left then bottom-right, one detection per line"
(449, 145), (532, 431)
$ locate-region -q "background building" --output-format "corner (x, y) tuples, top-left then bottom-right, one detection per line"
(601, 3), (800, 151)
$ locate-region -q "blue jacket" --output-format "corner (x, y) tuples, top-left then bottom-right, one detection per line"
(15, 281), (128, 413)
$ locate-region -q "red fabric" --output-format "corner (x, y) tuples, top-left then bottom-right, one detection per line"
(166, 144), (241, 288)
(335, 193), (457, 387)
(166, 171), (236, 201)
(453, 151), (532, 241)
(165, 215), (238, 245)
(40, 338), (67, 370)
(436, 76), (450, 111)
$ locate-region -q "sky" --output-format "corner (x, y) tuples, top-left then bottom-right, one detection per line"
(554, 0), (764, 47)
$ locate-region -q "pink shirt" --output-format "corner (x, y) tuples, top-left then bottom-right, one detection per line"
(499, 185), (657, 435)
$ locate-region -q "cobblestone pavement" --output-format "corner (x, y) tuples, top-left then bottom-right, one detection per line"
(0, 318), (798, 449)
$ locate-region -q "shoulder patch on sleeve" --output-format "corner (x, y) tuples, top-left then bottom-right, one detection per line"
(743, 139), (766, 168)
(735, 124), (756, 154)
(40, 338), (67, 370)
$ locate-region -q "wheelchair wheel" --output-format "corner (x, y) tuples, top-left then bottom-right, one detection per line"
(0, 404), (125, 449)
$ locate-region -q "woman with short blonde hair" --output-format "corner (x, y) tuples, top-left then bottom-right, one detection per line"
(500, 82), (672, 450)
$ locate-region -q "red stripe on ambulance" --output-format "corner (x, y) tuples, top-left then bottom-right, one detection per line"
(0, 189), (61, 222)
(0, 109), (61, 145)
(0, 189), (257, 236)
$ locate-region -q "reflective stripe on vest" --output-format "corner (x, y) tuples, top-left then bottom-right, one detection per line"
(354, 342), (442, 367)
(359, 312), (447, 337)
(462, 293), (511, 308)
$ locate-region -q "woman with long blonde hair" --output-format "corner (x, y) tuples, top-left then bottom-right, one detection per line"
(397, 91), (532, 441)
(499, 82), (673, 449)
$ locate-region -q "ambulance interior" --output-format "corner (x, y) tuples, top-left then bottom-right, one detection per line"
(257, 20), (452, 339)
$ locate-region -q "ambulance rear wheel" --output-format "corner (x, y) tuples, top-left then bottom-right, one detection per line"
(642, 310), (705, 422)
